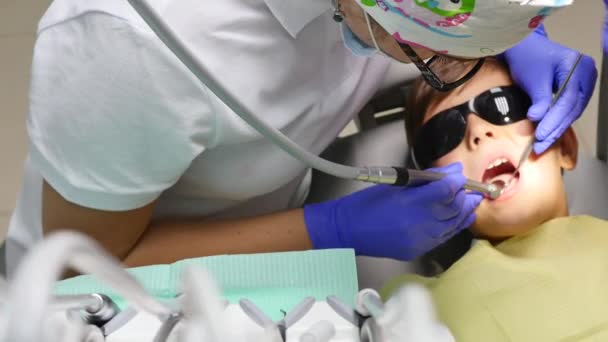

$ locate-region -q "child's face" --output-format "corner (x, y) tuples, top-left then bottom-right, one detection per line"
(422, 66), (578, 239)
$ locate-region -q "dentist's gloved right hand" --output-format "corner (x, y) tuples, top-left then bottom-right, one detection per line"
(304, 163), (482, 261)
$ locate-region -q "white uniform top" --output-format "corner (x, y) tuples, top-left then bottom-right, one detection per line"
(5, 0), (392, 273)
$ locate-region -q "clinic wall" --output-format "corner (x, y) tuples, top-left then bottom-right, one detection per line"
(0, 0), (604, 243)
(544, 1), (604, 157)
(0, 0), (50, 241)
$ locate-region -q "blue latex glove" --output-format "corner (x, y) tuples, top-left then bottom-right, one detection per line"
(303, 163), (482, 261)
(502, 25), (597, 154)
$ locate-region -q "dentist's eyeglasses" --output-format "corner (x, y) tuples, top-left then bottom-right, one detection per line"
(399, 44), (486, 92)
(362, 11), (485, 92)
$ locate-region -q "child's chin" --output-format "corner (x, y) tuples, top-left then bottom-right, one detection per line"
(471, 215), (539, 240)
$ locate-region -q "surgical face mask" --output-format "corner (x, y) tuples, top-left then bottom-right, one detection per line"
(341, 24), (377, 57)
(356, 0), (573, 58)
(341, 12), (389, 58)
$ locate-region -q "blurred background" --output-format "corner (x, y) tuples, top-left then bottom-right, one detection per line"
(0, 0), (604, 241)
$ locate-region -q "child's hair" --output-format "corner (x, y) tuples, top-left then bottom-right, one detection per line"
(404, 57), (505, 147)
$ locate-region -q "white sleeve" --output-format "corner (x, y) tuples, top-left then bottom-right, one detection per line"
(28, 12), (219, 211)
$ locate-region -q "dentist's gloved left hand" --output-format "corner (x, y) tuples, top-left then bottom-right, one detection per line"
(502, 25), (597, 154)
(303, 163), (482, 261)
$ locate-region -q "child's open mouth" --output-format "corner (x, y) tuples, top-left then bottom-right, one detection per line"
(482, 157), (520, 200)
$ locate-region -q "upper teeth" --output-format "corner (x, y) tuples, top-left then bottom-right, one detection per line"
(487, 158), (509, 170)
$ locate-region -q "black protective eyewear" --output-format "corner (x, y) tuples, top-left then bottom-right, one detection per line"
(412, 86), (532, 169)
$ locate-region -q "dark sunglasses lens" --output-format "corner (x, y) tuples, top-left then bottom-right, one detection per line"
(414, 109), (466, 169)
(474, 86), (531, 125)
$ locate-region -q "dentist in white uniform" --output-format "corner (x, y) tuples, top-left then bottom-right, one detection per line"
(5, 0), (596, 274)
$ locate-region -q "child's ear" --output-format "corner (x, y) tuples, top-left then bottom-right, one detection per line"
(557, 127), (578, 170)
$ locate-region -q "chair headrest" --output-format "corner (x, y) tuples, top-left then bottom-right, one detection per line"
(564, 155), (608, 219)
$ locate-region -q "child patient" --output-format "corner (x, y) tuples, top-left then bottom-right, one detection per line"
(382, 58), (608, 341)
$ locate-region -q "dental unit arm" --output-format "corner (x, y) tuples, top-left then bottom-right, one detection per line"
(124, 0), (500, 200)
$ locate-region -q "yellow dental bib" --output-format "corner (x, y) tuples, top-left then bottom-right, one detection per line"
(383, 216), (608, 342)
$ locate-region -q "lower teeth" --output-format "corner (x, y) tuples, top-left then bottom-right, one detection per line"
(499, 179), (514, 195)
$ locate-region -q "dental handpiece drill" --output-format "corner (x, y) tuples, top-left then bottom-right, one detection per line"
(355, 167), (502, 199)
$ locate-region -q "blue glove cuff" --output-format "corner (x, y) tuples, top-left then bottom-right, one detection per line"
(303, 202), (346, 250)
(534, 24), (548, 37)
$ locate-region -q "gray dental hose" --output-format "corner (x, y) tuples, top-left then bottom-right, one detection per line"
(126, 0), (500, 199)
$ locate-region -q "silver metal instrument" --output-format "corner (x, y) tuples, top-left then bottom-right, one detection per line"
(54, 293), (120, 327)
(504, 52), (584, 191)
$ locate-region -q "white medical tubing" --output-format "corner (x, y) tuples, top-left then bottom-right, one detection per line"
(124, 0), (506, 197)
(126, 0), (360, 180)
(3, 232), (172, 342)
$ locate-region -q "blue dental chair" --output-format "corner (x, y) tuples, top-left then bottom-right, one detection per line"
(306, 64), (608, 290)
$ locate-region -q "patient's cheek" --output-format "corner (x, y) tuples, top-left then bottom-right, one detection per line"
(435, 155), (456, 168)
(514, 121), (535, 137)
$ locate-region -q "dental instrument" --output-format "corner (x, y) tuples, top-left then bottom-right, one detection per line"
(101, 307), (139, 337)
(356, 289), (385, 320)
(375, 285), (454, 342)
(240, 299), (276, 328)
(326, 295), (361, 327)
(2, 229), (455, 341)
(179, 267), (226, 341)
(353, 287), (453, 342)
(2, 232), (173, 342)
(502, 52), (584, 192)
(407, 169), (502, 199)
(178, 267), (284, 342)
(152, 312), (183, 342)
(43, 312), (105, 342)
(53, 293), (120, 327)
(354, 289), (388, 342)
(240, 297), (317, 340)
(299, 320), (336, 342)
(282, 298), (317, 336)
(125, 0), (500, 199)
